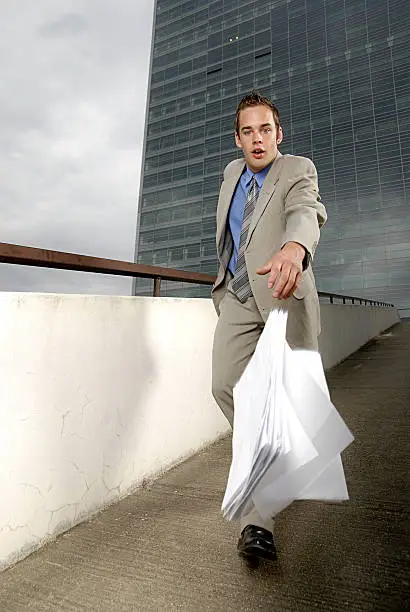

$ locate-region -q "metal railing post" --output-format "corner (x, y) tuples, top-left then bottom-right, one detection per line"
(153, 277), (161, 297)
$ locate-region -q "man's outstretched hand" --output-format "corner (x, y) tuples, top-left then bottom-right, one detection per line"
(256, 241), (306, 300)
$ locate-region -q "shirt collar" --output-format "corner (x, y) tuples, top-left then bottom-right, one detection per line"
(244, 162), (273, 189)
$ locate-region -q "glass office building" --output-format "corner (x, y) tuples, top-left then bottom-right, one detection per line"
(135, 0), (410, 317)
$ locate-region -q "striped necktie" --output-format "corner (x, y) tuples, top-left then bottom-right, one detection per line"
(232, 175), (259, 302)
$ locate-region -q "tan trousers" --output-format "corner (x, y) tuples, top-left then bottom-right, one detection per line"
(212, 280), (274, 534)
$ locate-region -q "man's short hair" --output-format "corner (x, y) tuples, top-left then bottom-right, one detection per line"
(234, 90), (281, 135)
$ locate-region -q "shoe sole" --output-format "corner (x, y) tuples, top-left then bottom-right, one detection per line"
(238, 545), (277, 563)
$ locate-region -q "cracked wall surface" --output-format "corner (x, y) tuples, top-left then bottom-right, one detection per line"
(0, 293), (230, 571)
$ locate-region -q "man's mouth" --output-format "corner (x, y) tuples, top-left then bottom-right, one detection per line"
(252, 149), (265, 159)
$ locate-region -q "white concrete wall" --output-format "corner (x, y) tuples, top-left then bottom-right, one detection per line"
(0, 293), (399, 570)
(0, 293), (229, 571)
(319, 303), (400, 369)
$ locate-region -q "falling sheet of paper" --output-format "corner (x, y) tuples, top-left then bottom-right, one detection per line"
(221, 309), (354, 521)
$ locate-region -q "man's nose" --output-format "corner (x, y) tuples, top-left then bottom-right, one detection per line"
(252, 131), (263, 143)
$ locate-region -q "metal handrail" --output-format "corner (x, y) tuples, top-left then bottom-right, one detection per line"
(0, 242), (214, 297)
(318, 291), (393, 308)
(0, 242), (395, 307)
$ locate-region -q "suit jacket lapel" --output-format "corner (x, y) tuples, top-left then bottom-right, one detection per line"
(216, 160), (245, 255)
(245, 152), (283, 248)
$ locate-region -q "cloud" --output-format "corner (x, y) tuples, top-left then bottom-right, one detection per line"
(0, 0), (154, 295)
(38, 13), (88, 38)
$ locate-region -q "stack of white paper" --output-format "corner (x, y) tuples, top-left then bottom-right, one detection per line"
(221, 310), (354, 522)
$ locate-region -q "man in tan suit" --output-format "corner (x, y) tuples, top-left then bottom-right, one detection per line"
(212, 91), (327, 562)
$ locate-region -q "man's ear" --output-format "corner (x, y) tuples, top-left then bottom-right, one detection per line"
(235, 132), (243, 150)
(276, 126), (283, 145)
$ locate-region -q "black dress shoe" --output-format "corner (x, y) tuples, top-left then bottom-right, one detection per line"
(237, 525), (277, 562)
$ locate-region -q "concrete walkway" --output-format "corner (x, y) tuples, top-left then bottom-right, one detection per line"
(1, 322), (409, 611)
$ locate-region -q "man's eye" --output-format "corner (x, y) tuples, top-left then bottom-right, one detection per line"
(244, 130), (251, 136)
(264, 128), (271, 133)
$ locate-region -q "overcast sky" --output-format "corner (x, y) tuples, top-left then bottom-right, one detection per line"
(0, 0), (155, 294)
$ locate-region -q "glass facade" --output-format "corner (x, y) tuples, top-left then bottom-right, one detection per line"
(135, 0), (410, 317)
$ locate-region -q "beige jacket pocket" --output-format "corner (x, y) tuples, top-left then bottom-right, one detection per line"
(293, 266), (316, 300)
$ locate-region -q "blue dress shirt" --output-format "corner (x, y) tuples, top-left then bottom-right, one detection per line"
(227, 163), (272, 274)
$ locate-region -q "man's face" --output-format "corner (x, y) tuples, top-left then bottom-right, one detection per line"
(235, 104), (283, 173)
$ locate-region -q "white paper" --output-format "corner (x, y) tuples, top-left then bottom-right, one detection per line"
(221, 309), (354, 522)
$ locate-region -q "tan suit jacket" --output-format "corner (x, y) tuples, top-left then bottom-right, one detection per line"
(211, 152), (327, 350)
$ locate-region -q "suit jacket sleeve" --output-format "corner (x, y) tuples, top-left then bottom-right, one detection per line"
(281, 157), (327, 265)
